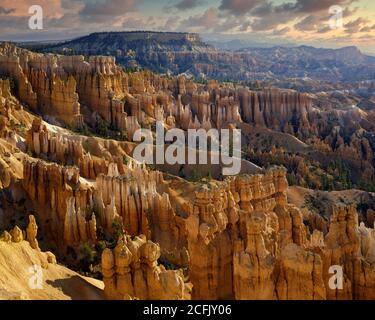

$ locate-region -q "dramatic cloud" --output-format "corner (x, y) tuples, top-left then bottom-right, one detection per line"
(175, 0), (200, 10)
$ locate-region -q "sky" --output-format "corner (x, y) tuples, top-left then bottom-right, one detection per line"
(0, 0), (374, 54)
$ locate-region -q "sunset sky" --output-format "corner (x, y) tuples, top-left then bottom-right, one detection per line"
(0, 0), (374, 54)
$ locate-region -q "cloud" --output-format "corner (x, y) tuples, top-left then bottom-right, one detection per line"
(122, 14), (170, 31)
(174, 0), (200, 10)
(163, 16), (181, 30)
(0, 0), (65, 18)
(247, 0), (358, 32)
(79, 0), (139, 21)
(317, 26), (332, 33)
(250, 11), (296, 31)
(272, 26), (290, 35)
(359, 26), (371, 32)
(186, 0), (362, 35)
(0, 15), (28, 31)
(239, 19), (252, 32)
(219, 0), (263, 16)
(292, 6), (359, 33)
(344, 17), (370, 33)
(0, 6), (15, 15)
(294, 15), (327, 31)
(251, 3), (273, 16)
(276, 0), (357, 14)
(179, 7), (221, 30)
(219, 0), (357, 20)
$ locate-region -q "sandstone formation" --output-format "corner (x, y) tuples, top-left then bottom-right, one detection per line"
(102, 235), (185, 300)
(95, 166), (188, 265)
(26, 215), (39, 250)
(0, 44), (82, 127)
(185, 168), (375, 300)
(21, 156), (188, 266)
(22, 159), (97, 251)
(1, 214), (46, 255)
(25, 118), (122, 180)
(238, 88), (313, 135)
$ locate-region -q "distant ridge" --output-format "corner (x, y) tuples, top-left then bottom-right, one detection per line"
(21, 31), (375, 83)
(42, 31), (208, 51)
